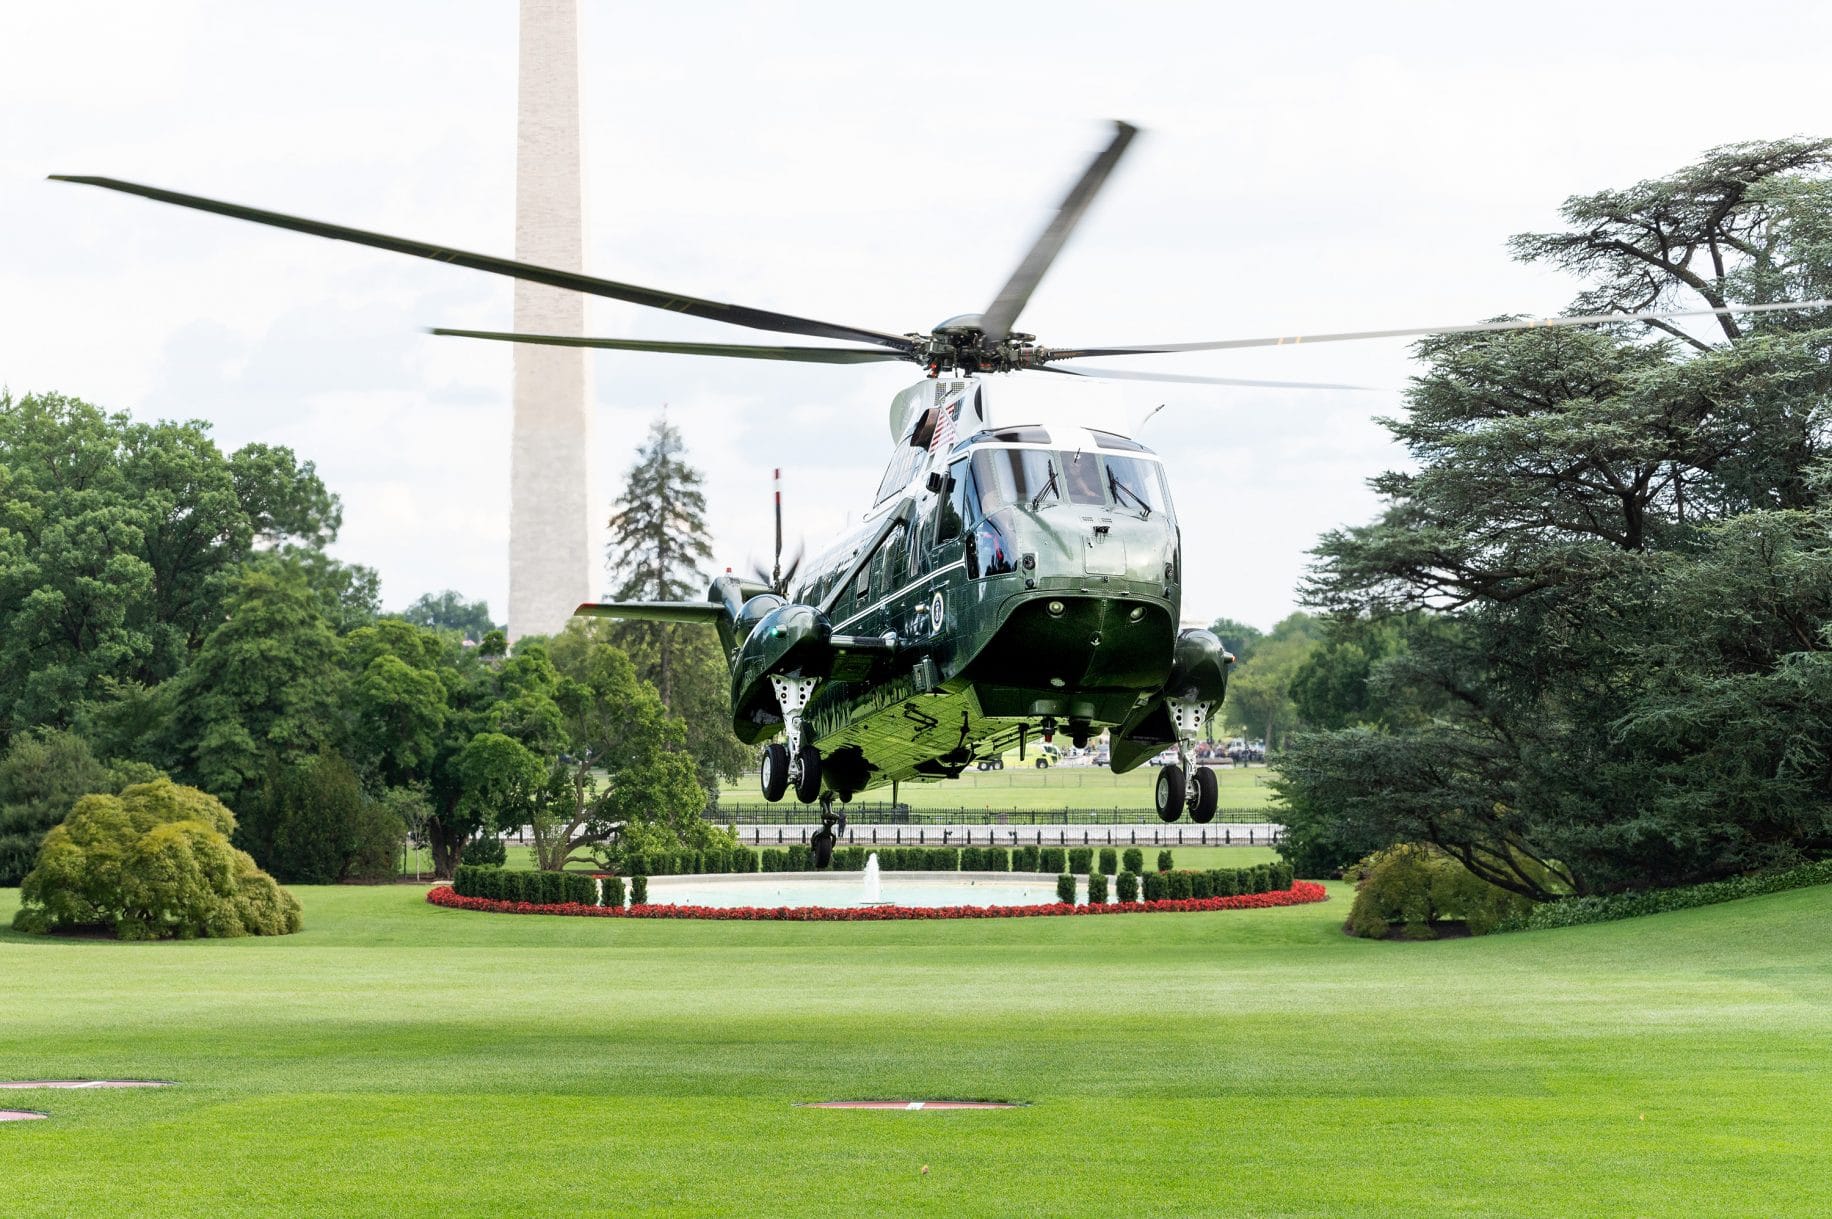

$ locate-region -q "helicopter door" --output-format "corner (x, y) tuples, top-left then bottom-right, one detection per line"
(929, 456), (974, 590)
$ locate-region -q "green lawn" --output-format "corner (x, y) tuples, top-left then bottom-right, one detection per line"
(718, 762), (1278, 813)
(3, 880), (1830, 1215)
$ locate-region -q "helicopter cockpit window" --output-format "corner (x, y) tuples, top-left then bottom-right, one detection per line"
(1102, 454), (1175, 520)
(1061, 451), (1106, 506)
(990, 427), (1050, 444)
(970, 448), (1057, 513)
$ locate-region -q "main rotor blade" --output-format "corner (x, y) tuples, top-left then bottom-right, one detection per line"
(1047, 299), (1832, 359)
(1040, 364), (1380, 390)
(977, 121), (1139, 348)
(50, 175), (916, 353)
(429, 329), (910, 364)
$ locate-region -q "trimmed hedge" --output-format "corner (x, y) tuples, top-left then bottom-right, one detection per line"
(1500, 859), (1832, 933)
(1117, 870), (1139, 902)
(601, 875), (625, 908)
(1157, 850), (1174, 873)
(1056, 874), (1076, 904)
(1142, 871), (1167, 901)
(1039, 847), (1067, 874)
(1122, 848), (1144, 875)
(1098, 848), (1118, 876)
(452, 865), (594, 907)
(1088, 870), (1109, 903)
(1067, 847), (1093, 875)
(631, 875), (647, 904)
(464, 836), (507, 867)
(1014, 845), (1041, 872)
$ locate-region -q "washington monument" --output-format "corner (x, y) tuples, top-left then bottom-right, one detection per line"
(508, 0), (591, 640)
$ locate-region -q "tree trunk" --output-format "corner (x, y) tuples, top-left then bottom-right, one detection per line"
(428, 815), (466, 880)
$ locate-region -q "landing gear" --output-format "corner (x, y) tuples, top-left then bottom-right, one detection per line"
(1189, 765), (1218, 823)
(760, 743), (789, 802)
(759, 673), (823, 805)
(1154, 764), (1185, 822)
(1154, 696), (1217, 822)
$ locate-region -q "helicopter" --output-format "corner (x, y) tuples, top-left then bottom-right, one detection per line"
(54, 122), (1831, 868)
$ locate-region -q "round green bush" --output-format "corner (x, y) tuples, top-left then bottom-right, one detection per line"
(464, 835), (507, 867)
(1055, 873), (1077, 904)
(12, 779), (301, 940)
(1345, 844), (1532, 939)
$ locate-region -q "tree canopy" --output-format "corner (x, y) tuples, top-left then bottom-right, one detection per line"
(1281, 140), (1832, 896)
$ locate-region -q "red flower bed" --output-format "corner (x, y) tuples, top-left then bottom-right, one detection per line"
(425, 881), (1327, 921)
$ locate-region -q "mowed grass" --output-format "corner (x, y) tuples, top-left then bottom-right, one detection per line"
(719, 761), (1278, 813)
(3, 882), (1831, 1216)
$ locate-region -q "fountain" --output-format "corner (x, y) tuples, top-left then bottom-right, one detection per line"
(862, 853), (884, 905)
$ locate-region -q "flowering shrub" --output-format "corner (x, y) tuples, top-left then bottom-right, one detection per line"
(425, 880), (1328, 922)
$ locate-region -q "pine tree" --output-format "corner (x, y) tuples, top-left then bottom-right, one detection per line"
(605, 416), (715, 707)
(603, 417), (749, 789)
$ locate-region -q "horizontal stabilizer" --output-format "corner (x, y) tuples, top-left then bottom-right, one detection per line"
(574, 601), (725, 624)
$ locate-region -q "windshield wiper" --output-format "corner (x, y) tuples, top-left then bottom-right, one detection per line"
(1029, 463), (1061, 510)
(1107, 470), (1151, 519)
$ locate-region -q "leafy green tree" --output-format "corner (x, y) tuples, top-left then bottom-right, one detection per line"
(1285, 141), (1832, 898)
(0, 728), (160, 885)
(0, 393), (345, 738)
(242, 753), (402, 884)
(603, 416), (749, 786)
(13, 778), (301, 940)
(162, 567), (347, 811)
(397, 589), (498, 642)
(1219, 614), (1321, 750)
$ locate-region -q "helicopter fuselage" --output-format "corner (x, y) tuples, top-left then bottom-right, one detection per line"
(699, 378), (1230, 799)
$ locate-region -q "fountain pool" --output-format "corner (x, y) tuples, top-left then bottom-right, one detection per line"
(643, 858), (1079, 910)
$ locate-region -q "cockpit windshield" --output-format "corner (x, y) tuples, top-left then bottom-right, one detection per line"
(967, 446), (1173, 520)
(970, 448), (1058, 513)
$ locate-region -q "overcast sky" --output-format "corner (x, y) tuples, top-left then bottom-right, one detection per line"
(5, 1), (1830, 631)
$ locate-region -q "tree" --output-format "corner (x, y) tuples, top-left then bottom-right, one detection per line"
(602, 416), (750, 787)
(0, 728), (160, 886)
(13, 778), (301, 940)
(1218, 613), (1321, 750)
(397, 589), (498, 642)
(0, 393), (346, 739)
(162, 567), (348, 811)
(1284, 142), (1832, 898)
(242, 753), (403, 884)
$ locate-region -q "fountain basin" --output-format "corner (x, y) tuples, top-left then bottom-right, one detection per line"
(643, 870), (1078, 910)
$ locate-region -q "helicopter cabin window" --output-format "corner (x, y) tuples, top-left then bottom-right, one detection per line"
(1102, 454), (1175, 520)
(874, 438), (929, 506)
(872, 523), (906, 597)
(970, 448), (1057, 513)
(935, 458), (973, 543)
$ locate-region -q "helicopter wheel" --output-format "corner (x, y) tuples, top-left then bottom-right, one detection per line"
(793, 746), (823, 805)
(1188, 766), (1218, 823)
(1154, 764), (1185, 823)
(760, 743), (789, 802)
(810, 827), (836, 869)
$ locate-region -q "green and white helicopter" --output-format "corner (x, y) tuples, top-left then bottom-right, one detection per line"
(56, 122), (1824, 866)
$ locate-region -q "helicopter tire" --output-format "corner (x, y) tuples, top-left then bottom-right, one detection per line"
(793, 746), (823, 805)
(994, 759), (1005, 770)
(810, 827), (836, 869)
(1154, 764), (1185, 823)
(760, 743), (789, 802)
(1188, 766), (1218, 823)
(1034, 757), (1048, 769)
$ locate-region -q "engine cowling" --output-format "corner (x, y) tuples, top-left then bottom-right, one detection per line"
(728, 601), (836, 745)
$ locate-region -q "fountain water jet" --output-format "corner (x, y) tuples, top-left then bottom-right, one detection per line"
(863, 853), (882, 904)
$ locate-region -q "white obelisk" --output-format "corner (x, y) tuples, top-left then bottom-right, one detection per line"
(508, 0), (591, 641)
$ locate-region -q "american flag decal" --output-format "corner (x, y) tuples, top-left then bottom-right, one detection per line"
(928, 396), (959, 456)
